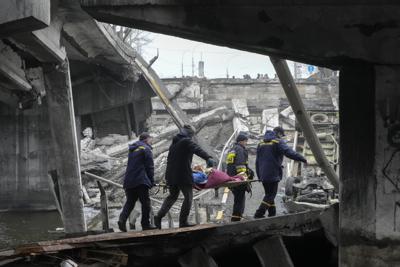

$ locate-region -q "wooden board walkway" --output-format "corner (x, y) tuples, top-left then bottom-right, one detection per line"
(0, 208), (327, 266)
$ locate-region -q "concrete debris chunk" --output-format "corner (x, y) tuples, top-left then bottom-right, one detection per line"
(231, 98), (249, 117)
(96, 133), (129, 147)
(262, 108), (280, 131)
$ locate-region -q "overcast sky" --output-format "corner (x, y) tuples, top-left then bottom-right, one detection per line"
(141, 32), (296, 79)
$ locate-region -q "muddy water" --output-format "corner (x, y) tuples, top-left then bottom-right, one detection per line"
(0, 211), (63, 249)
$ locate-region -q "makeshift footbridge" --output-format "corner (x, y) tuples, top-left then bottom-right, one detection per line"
(0, 204), (337, 266)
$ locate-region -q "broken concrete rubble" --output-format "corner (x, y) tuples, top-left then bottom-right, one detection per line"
(79, 127), (123, 173)
(77, 106), (236, 230)
(80, 148), (116, 173)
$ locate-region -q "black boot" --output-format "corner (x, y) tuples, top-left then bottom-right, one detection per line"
(179, 221), (196, 228)
(154, 215), (162, 229)
(142, 224), (157, 230)
(118, 221), (127, 232)
(231, 215), (242, 222)
(254, 213), (265, 219)
(254, 206), (267, 219)
(268, 206), (276, 217)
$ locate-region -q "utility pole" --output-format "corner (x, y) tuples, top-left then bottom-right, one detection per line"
(192, 55), (194, 77)
(181, 59), (184, 77)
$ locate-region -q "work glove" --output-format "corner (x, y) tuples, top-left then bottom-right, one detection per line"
(246, 183), (253, 195)
(246, 168), (255, 180)
(206, 158), (217, 168)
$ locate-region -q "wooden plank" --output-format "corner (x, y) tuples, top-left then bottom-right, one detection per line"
(47, 170), (64, 220)
(253, 236), (294, 267)
(2, 208), (326, 263)
(97, 181), (110, 231)
(10, 224), (217, 255)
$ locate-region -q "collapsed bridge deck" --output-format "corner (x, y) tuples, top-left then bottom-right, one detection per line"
(0, 207), (337, 266)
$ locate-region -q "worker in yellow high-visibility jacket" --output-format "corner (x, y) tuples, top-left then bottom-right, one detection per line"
(226, 133), (254, 221)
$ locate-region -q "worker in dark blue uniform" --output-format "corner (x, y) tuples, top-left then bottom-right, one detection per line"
(154, 125), (216, 229)
(254, 126), (307, 218)
(118, 132), (157, 232)
(226, 133), (254, 221)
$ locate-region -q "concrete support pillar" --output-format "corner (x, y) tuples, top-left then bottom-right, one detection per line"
(178, 247), (218, 267)
(253, 236), (294, 267)
(340, 64), (400, 266)
(44, 60), (86, 233)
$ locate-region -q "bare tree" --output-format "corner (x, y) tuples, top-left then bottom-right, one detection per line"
(110, 24), (152, 54)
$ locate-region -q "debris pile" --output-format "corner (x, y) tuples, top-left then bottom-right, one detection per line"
(79, 98), (339, 230)
(79, 106), (235, 229)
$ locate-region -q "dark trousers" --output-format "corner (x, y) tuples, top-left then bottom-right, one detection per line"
(157, 184), (193, 225)
(231, 185), (247, 221)
(119, 185), (151, 227)
(254, 181), (279, 218)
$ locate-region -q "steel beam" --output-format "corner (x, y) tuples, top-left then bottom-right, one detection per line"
(270, 57), (339, 189)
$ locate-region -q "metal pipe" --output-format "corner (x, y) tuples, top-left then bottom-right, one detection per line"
(84, 171), (123, 188)
(134, 57), (187, 128)
(134, 56), (216, 159)
(84, 171), (179, 211)
(269, 57), (339, 189)
(217, 128), (239, 170)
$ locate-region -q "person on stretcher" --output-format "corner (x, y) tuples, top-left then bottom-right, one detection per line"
(192, 165), (247, 190)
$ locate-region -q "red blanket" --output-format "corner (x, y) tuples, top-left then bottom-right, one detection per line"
(195, 169), (244, 189)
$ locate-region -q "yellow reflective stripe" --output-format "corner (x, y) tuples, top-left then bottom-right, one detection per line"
(231, 215), (242, 219)
(226, 152), (236, 164)
(130, 146), (145, 153)
(261, 201), (275, 207)
(259, 140), (279, 146)
(135, 146), (145, 152)
(236, 166), (247, 173)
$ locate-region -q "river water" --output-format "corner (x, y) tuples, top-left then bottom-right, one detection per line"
(0, 211), (63, 249)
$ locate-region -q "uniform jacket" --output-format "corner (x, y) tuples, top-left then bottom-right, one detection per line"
(226, 143), (248, 176)
(256, 130), (306, 183)
(123, 141), (154, 189)
(165, 130), (211, 185)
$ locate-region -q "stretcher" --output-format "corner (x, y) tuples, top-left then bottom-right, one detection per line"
(154, 179), (259, 190)
(194, 179), (259, 190)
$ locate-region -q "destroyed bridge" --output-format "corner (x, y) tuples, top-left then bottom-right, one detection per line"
(1, 1), (400, 267)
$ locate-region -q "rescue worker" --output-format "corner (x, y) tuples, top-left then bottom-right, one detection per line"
(254, 126), (307, 218)
(154, 125), (216, 228)
(226, 133), (254, 221)
(118, 132), (157, 232)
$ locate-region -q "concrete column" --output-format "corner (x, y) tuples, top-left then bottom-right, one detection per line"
(44, 60), (86, 233)
(253, 236), (294, 267)
(339, 65), (400, 266)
